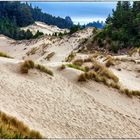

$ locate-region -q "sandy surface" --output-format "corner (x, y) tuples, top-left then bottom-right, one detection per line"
(21, 21), (69, 35)
(0, 60), (140, 138)
(0, 24), (140, 138)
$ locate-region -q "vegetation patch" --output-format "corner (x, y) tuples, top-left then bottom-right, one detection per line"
(73, 59), (84, 66)
(35, 64), (53, 76)
(27, 47), (39, 56)
(128, 48), (140, 56)
(20, 60), (53, 76)
(91, 60), (119, 82)
(0, 52), (12, 58)
(0, 111), (42, 138)
(45, 52), (55, 61)
(20, 60), (34, 74)
(105, 58), (116, 67)
(65, 64), (89, 72)
(58, 64), (66, 70)
(65, 52), (76, 62)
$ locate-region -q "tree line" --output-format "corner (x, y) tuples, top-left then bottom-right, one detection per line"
(96, 1), (140, 52)
(0, 2), (73, 40)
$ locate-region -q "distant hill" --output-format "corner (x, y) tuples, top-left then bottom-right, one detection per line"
(85, 21), (105, 29)
(21, 21), (69, 35)
(0, 2), (73, 40)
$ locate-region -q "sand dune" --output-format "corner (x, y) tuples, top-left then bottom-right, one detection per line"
(0, 59), (140, 138)
(21, 21), (69, 35)
(0, 24), (140, 138)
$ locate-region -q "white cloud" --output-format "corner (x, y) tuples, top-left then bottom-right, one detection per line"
(72, 17), (106, 25)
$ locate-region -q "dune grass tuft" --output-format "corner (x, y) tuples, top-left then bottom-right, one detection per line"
(92, 60), (119, 83)
(35, 64), (53, 76)
(27, 47), (39, 56)
(0, 111), (42, 138)
(20, 60), (34, 74)
(58, 64), (66, 70)
(65, 63), (89, 72)
(65, 52), (76, 62)
(45, 52), (55, 61)
(105, 58), (115, 67)
(73, 59), (84, 66)
(20, 60), (53, 76)
(0, 52), (12, 58)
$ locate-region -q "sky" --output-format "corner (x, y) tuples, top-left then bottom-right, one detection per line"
(30, 2), (117, 25)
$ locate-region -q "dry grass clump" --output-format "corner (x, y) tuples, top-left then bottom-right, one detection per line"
(20, 60), (34, 74)
(73, 59), (84, 66)
(77, 58), (140, 98)
(45, 52), (55, 61)
(120, 88), (140, 97)
(92, 60), (119, 83)
(104, 55), (116, 67)
(35, 64), (53, 76)
(110, 82), (121, 90)
(78, 70), (110, 85)
(128, 48), (140, 56)
(120, 88), (133, 98)
(91, 52), (99, 58)
(65, 52), (76, 62)
(27, 47), (39, 56)
(65, 64), (88, 72)
(131, 90), (140, 96)
(105, 58), (115, 67)
(84, 57), (93, 62)
(0, 52), (12, 58)
(20, 60), (53, 76)
(78, 58), (119, 83)
(0, 111), (42, 138)
(58, 64), (66, 70)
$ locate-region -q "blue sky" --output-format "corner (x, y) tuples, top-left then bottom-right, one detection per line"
(30, 2), (116, 25)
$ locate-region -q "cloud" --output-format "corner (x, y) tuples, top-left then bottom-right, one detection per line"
(72, 17), (106, 25)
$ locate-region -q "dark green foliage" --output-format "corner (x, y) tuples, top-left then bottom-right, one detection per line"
(33, 30), (44, 39)
(31, 7), (73, 29)
(96, 1), (140, 52)
(69, 24), (81, 34)
(86, 20), (104, 29)
(0, 2), (73, 40)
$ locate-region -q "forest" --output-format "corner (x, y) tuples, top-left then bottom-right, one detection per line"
(0, 2), (73, 40)
(95, 1), (140, 52)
